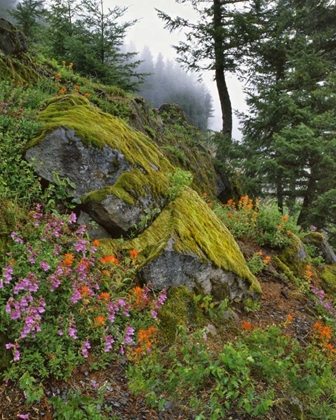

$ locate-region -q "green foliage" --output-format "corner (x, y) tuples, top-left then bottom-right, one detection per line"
(0, 81), (48, 206)
(167, 168), (193, 200)
(214, 195), (298, 249)
(162, 145), (187, 164)
(128, 323), (336, 419)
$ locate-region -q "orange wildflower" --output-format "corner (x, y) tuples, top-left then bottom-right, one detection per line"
(326, 343), (335, 353)
(138, 326), (157, 349)
(130, 249), (139, 259)
(253, 211), (258, 217)
(256, 250), (263, 256)
(282, 215), (289, 222)
(242, 321), (252, 331)
(74, 85), (80, 90)
(68, 62), (73, 69)
(55, 73), (61, 79)
(79, 285), (91, 298)
(92, 239), (100, 246)
(286, 315), (293, 324)
(277, 225), (283, 230)
(93, 315), (105, 327)
(99, 292), (110, 302)
(99, 255), (118, 265)
(129, 286), (148, 310)
(202, 192), (208, 197)
(287, 230), (292, 235)
(63, 253), (75, 267)
(84, 92), (90, 98)
(227, 212), (233, 218)
(263, 255), (271, 264)
(101, 270), (111, 276)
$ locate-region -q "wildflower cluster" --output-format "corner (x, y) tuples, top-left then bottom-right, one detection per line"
(0, 205), (167, 380)
(133, 326), (158, 360)
(310, 283), (336, 320)
(311, 322), (335, 356)
(214, 196), (297, 249)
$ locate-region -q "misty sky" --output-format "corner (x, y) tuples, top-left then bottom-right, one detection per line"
(107, 0), (246, 137)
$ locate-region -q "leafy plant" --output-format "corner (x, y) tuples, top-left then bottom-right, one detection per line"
(167, 168), (193, 200)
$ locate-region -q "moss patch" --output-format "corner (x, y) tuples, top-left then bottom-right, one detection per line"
(158, 286), (204, 343)
(101, 188), (261, 295)
(278, 234), (307, 278)
(26, 95), (175, 205)
(0, 54), (39, 85)
(320, 265), (336, 295)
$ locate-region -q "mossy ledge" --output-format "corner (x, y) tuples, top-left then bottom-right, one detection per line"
(101, 188), (261, 298)
(26, 94), (174, 177)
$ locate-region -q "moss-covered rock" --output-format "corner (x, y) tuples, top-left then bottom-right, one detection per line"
(101, 188), (261, 301)
(320, 265), (336, 295)
(25, 95), (173, 235)
(278, 234), (308, 279)
(303, 232), (336, 265)
(157, 286), (204, 343)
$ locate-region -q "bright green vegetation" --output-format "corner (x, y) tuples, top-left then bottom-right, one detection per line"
(129, 322), (336, 419)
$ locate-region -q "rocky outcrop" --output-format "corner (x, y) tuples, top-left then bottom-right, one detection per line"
(304, 232), (336, 265)
(25, 95), (261, 301)
(0, 18), (27, 56)
(101, 188), (261, 300)
(25, 95), (172, 235)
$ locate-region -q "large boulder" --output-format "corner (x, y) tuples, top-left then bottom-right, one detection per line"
(25, 95), (173, 235)
(303, 232), (336, 265)
(101, 188), (261, 301)
(0, 18), (27, 56)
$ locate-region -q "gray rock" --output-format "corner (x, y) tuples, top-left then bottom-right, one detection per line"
(77, 211), (112, 240)
(25, 127), (131, 199)
(138, 239), (257, 301)
(0, 18), (27, 56)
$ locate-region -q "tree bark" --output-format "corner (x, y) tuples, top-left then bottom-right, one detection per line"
(213, 0), (232, 138)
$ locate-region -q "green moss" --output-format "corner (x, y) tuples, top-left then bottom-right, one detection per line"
(304, 232), (324, 245)
(273, 256), (298, 283)
(0, 55), (39, 84)
(83, 168), (168, 207)
(158, 286), (204, 343)
(26, 95), (174, 204)
(27, 95), (173, 173)
(101, 188), (261, 295)
(278, 234), (307, 278)
(320, 265), (336, 295)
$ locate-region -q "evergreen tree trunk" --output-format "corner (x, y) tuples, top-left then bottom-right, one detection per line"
(213, 0), (232, 137)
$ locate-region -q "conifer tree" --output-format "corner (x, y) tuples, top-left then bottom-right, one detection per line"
(9, 0), (46, 44)
(235, 0), (336, 230)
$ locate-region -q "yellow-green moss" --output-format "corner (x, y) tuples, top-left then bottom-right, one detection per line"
(278, 234), (307, 278)
(304, 232), (324, 245)
(0, 55), (39, 84)
(273, 256), (298, 283)
(101, 188), (261, 294)
(83, 168), (168, 207)
(27, 95), (173, 173)
(320, 265), (336, 295)
(26, 95), (175, 204)
(157, 286), (204, 343)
